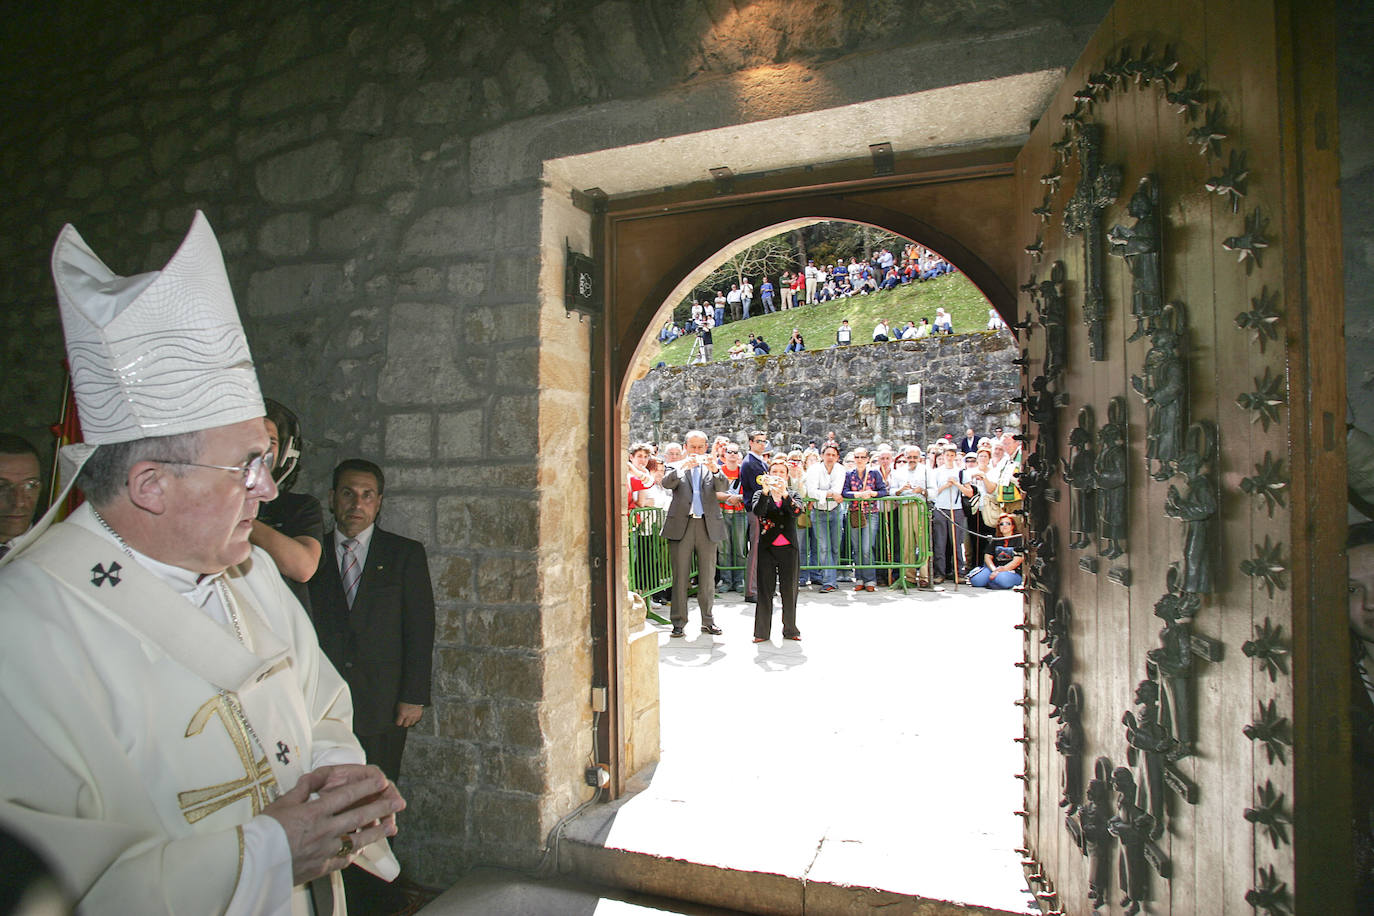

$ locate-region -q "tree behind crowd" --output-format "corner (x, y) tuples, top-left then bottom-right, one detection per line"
(673, 222), (910, 324)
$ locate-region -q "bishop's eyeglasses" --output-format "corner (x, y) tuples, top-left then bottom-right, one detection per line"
(150, 452), (275, 491)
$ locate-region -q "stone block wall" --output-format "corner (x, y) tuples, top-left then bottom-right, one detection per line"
(626, 333), (1022, 450)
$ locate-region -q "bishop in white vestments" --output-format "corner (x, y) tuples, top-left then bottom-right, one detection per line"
(0, 212), (402, 914)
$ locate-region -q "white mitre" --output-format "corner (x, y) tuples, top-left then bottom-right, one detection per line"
(0, 211), (264, 566)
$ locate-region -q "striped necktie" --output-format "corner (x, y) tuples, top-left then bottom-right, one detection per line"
(340, 538), (362, 609)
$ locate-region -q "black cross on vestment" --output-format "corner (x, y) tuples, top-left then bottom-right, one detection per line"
(91, 561), (123, 587)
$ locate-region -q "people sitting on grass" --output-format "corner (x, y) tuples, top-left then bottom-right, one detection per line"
(786, 328), (806, 353)
(729, 338), (749, 359)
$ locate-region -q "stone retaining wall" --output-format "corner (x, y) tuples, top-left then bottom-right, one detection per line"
(628, 332), (1022, 449)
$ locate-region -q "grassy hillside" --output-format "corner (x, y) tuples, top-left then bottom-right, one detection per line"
(651, 272), (999, 366)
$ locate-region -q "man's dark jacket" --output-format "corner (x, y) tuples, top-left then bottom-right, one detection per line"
(307, 528), (435, 736)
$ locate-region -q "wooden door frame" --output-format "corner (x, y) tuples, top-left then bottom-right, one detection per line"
(588, 150), (1026, 794)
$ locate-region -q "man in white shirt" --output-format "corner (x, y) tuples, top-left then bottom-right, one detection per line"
(889, 445), (930, 584)
(836, 319), (853, 346)
(725, 283), (742, 322)
(890, 446), (928, 498)
(804, 443), (847, 593)
(873, 319), (890, 342)
(934, 307), (954, 335)
(804, 261), (820, 304)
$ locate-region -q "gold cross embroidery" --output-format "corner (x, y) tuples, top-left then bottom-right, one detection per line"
(178, 696), (279, 825)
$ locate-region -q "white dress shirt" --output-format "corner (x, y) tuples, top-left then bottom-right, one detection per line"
(336, 522), (376, 578)
(805, 462), (847, 510)
(890, 464), (928, 496)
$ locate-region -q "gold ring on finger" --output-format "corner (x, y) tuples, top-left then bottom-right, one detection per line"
(337, 834), (354, 858)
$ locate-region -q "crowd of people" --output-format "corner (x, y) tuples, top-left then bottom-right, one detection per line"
(627, 424), (1025, 641)
(656, 243), (967, 358)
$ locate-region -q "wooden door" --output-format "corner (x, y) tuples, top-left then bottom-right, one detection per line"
(1013, 1), (1347, 913)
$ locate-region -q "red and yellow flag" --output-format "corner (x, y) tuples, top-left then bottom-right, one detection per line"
(46, 362), (84, 520)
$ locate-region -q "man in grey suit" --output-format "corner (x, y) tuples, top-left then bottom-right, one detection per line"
(661, 429), (730, 638)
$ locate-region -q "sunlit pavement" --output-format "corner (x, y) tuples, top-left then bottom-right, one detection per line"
(421, 582), (1031, 915)
(607, 582), (1031, 913)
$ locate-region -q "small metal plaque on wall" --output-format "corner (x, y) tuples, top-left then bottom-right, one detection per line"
(565, 241), (599, 319)
(874, 381), (893, 409)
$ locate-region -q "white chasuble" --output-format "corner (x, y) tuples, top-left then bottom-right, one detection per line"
(0, 516), (397, 915)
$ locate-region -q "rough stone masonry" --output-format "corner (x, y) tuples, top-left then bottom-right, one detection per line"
(628, 332), (1022, 449)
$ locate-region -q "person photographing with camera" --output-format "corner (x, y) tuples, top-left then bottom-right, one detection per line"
(751, 457), (803, 643)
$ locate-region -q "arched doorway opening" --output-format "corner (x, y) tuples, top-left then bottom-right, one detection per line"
(585, 185), (1030, 909)
(587, 159), (1026, 793)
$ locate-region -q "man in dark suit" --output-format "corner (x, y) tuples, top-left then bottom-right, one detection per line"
(308, 458), (435, 782)
(739, 429), (770, 602)
(957, 428), (980, 455)
(661, 430), (730, 638)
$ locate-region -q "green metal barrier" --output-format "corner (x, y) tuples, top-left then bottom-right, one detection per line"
(695, 494), (933, 592)
(628, 506), (673, 599)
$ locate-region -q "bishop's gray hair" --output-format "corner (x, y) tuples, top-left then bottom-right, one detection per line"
(76, 431), (202, 507)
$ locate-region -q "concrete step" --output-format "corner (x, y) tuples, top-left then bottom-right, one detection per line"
(554, 777), (1031, 916)
(418, 867), (750, 914)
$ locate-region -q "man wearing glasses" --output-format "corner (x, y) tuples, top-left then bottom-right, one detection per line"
(0, 435), (42, 557)
(0, 212), (402, 913)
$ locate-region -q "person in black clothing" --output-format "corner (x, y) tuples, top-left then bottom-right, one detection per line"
(250, 398), (324, 611)
(698, 315), (715, 362)
(753, 335), (770, 355)
(751, 456), (803, 642)
(968, 513), (1025, 588)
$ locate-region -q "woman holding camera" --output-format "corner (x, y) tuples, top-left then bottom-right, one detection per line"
(751, 456), (804, 643)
